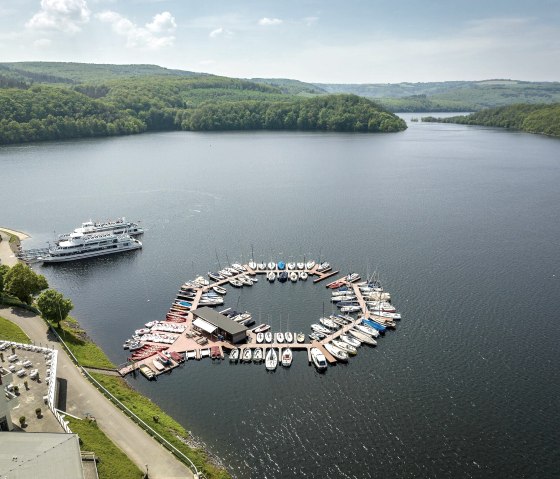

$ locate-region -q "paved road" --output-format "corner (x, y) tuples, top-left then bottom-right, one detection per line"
(0, 231), (18, 266)
(1, 306), (195, 479)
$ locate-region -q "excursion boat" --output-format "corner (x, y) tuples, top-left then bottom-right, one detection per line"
(213, 285), (227, 295)
(285, 332), (294, 343)
(253, 324), (271, 333)
(256, 333), (264, 343)
(296, 262), (305, 270)
(305, 261), (316, 270)
(242, 348), (253, 362)
(319, 317), (339, 330)
(311, 324), (331, 335)
(289, 272), (298, 282)
(296, 332), (305, 343)
(278, 271), (288, 283)
(299, 271), (308, 280)
(265, 331), (273, 343)
(248, 261), (257, 270)
(229, 348), (239, 362)
(340, 334), (361, 348)
(38, 232), (141, 263)
(267, 261), (276, 270)
(253, 348), (263, 362)
(324, 343), (349, 362)
(310, 348), (328, 370)
(332, 339), (357, 355)
(275, 332), (285, 343)
(265, 348), (278, 370)
(207, 271), (223, 281)
(277, 261), (286, 270)
(287, 262), (296, 270)
(281, 348), (293, 367)
(267, 271), (276, 282)
(57, 217), (143, 242)
(349, 329), (377, 346)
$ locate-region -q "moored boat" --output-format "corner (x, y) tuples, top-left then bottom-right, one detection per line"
(310, 348), (327, 370)
(324, 343), (349, 362)
(265, 348), (278, 370)
(296, 332), (305, 343)
(242, 348), (253, 362)
(340, 334), (361, 348)
(281, 348), (293, 367)
(332, 339), (357, 355)
(267, 261), (276, 270)
(275, 332), (285, 343)
(267, 271), (276, 282)
(311, 324), (331, 335)
(253, 348), (263, 362)
(296, 262), (305, 270)
(285, 331), (294, 343)
(256, 332), (264, 343)
(299, 271), (308, 280)
(306, 260), (316, 270)
(355, 324), (380, 338)
(349, 329), (377, 346)
(289, 271), (298, 282)
(319, 317), (339, 330)
(265, 331), (273, 343)
(213, 285), (227, 295)
(253, 323), (271, 333)
(229, 348), (239, 362)
(278, 271), (288, 283)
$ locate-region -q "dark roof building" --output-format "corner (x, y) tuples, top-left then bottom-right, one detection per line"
(192, 307), (248, 344)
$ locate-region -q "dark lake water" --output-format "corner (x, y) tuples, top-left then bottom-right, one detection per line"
(2, 115), (559, 478)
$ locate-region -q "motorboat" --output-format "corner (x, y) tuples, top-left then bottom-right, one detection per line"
(349, 329), (377, 346)
(238, 275), (253, 285)
(311, 324), (331, 335)
(242, 348), (253, 362)
(306, 261), (316, 270)
(278, 271), (288, 283)
(367, 301), (396, 313)
(287, 262), (296, 270)
(324, 343), (349, 362)
(275, 332), (285, 343)
(267, 271), (276, 282)
(194, 276), (210, 286)
(229, 278), (243, 287)
(340, 334), (361, 348)
(226, 267), (239, 275)
(316, 262), (331, 272)
(362, 318), (386, 333)
(355, 324), (380, 338)
(213, 285), (227, 295)
(299, 271), (308, 280)
(281, 348), (293, 367)
(345, 273), (360, 282)
(285, 332), (294, 343)
(369, 310), (402, 320)
(277, 261), (286, 270)
(253, 348), (263, 362)
(232, 263), (246, 272)
(135, 328), (151, 335)
(296, 332), (305, 343)
(340, 305), (362, 313)
(296, 262), (304, 270)
(248, 261), (257, 270)
(289, 272), (298, 282)
(310, 348), (328, 370)
(265, 331), (273, 343)
(330, 316), (349, 327)
(219, 269), (232, 277)
(253, 324), (271, 333)
(265, 348), (278, 370)
(207, 271), (223, 281)
(309, 332), (325, 341)
(267, 261), (276, 270)
(229, 348), (239, 362)
(332, 339), (357, 355)
(319, 317), (339, 330)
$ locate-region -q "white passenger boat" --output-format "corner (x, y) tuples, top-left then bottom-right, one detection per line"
(265, 331), (273, 343)
(275, 332), (285, 343)
(265, 348), (278, 370)
(229, 348), (239, 362)
(324, 343), (349, 362)
(256, 332), (264, 343)
(281, 348), (293, 367)
(57, 217), (143, 242)
(310, 348), (327, 370)
(332, 339), (357, 355)
(253, 348), (263, 362)
(285, 332), (294, 343)
(39, 232), (141, 263)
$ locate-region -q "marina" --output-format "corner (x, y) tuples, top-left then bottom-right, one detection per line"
(118, 261), (400, 378)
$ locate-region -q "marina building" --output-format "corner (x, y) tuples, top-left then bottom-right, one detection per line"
(192, 307), (248, 344)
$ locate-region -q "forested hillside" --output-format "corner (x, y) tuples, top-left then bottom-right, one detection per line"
(0, 63), (406, 145)
(421, 104), (560, 137)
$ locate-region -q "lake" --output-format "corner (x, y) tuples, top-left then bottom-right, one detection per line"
(1, 115), (559, 478)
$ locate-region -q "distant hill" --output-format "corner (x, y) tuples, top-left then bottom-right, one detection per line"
(250, 78), (327, 96)
(422, 103), (560, 138)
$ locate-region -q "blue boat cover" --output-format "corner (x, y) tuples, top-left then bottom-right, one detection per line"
(277, 261), (286, 270)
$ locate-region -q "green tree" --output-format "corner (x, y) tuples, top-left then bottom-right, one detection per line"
(0, 264), (10, 293)
(36, 289), (73, 325)
(3, 263), (48, 304)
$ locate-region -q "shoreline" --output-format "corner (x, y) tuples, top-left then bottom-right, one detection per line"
(0, 227), (29, 266)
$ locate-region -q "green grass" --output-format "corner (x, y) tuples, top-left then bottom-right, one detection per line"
(66, 416), (143, 479)
(50, 316), (115, 369)
(0, 315), (30, 343)
(91, 373), (230, 479)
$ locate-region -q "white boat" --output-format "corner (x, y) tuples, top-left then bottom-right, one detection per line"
(285, 332), (294, 343)
(229, 278), (243, 287)
(296, 332), (305, 343)
(194, 276), (210, 286)
(219, 269), (232, 277)
(324, 343), (349, 362)
(287, 262), (296, 270)
(332, 339), (357, 355)
(231, 263), (246, 272)
(237, 275), (253, 285)
(229, 348), (239, 362)
(356, 324), (380, 338)
(248, 261), (257, 270)
(265, 331), (273, 343)
(311, 324), (331, 335)
(367, 301), (396, 312)
(299, 271), (308, 280)
(256, 332), (264, 343)
(340, 305), (362, 313)
(152, 359), (165, 371)
(265, 348), (278, 370)
(207, 271), (224, 281)
(275, 332), (285, 343)
(319, 317), (339, 329)
(369, 310), (402, 320)
(306, 261), (316, 270)
(349, 329), (377, 346)
(310, 348), (327, 370)
(57, 217), (143, 241)
(289, 272), (298, 282)
(253, 324), (271, 333)
(257, 262), (266, 270)
(39, 231), (142, 263)
(296, 262), (304, 270)
(242, 348), (253, 362)
(281, 348), (293, 367)
(213, 285), (227, 295)
(316, 262), (331, 272)
(267, 261), (276, 270)
(253, 348), (263, 362)
(267, 271), (276, 282)
(340, 334), (361, 348)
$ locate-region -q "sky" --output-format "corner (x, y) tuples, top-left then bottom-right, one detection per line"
(1, 0), (559, 83)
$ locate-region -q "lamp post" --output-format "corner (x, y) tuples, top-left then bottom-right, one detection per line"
(145, 464), (149, 478)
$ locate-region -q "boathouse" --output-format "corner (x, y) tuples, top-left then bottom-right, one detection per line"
(191, 307), (248, 344)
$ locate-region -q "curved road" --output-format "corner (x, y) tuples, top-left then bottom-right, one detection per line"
(1, 306), (195, 479)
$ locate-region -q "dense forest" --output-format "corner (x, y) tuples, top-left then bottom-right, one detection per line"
(421, 104), (560, 137)
(0, 63), (406, 144)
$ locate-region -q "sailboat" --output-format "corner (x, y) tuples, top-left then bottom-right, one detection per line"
(281, 348), (293, 367)
(265, 348), (278, 370)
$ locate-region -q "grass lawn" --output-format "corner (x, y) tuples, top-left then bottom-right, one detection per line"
(66, 416), (143, 479)
(91, 373), (230, 479)
(0, 315), (30, 343)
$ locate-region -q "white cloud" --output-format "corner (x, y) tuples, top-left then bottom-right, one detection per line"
(33, 38), (52, 47)
(209, 27), (233, 39)
(258, 17), (282, 26)
(303, 16), (318, 26)
(26, 0), (91, 34)
(96, 10), (177, 49)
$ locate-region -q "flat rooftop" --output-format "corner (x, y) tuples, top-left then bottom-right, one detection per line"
(192, 307), (248, 335)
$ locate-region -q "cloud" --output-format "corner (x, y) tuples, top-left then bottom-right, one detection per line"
(258, 17), (282, 26)
(303, 16), (318, 26)
(33, 38), (52, 47)
(96, 10), (176, 49)
(209, 27), (233, 39)
(26, 0), (91, 34)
